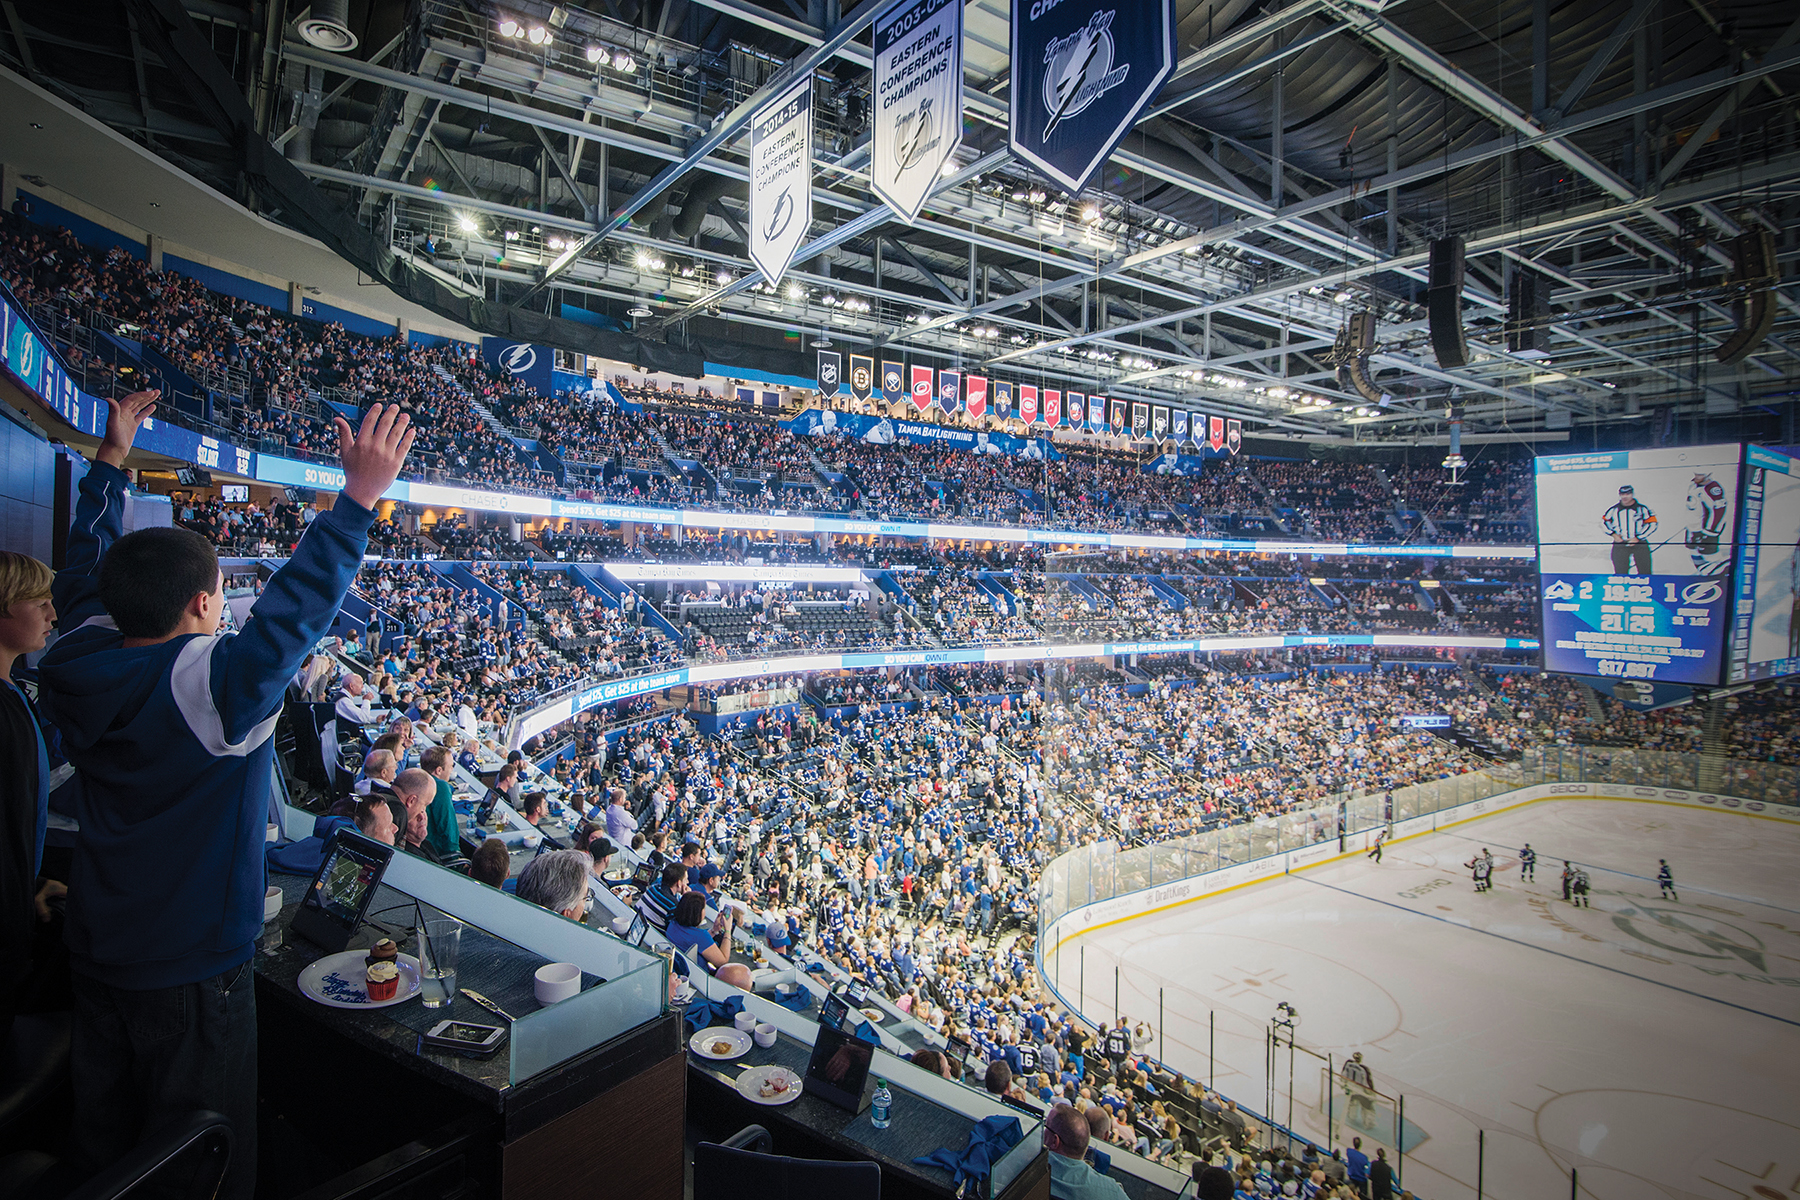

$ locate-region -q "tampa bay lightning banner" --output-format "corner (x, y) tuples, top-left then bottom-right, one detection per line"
(1007, 0), (1175, 194)
(749, 76), (813, 288)
(816, 349), (841, 395)
(784, 408), (1060, 460)
(872, 0), (963, 223)
(882, 359), (905, 404)
(1171, 409), (1189, 446)
(849, 354), (874, 402)
(481, 338), (554, 397)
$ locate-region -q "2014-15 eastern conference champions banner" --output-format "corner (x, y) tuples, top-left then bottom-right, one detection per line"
(1008, 0), (1175, 194)
(749, 77), (813, 287)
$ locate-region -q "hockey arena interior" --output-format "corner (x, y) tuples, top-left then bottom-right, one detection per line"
(1, 1), (1799, 1198)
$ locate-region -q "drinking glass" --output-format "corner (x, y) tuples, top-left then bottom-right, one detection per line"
(419, 916), (463, 1008)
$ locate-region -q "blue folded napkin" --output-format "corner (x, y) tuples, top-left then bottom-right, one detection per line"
(682, 991), (746, 1032)
(766, 987), (810, 1013)
(912, 1114), (1023, 1188)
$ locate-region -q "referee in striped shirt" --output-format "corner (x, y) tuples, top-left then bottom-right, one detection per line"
(1603, 484), (1657, 576)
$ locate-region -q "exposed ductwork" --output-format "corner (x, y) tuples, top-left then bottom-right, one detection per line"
(296, 0), (358, 53)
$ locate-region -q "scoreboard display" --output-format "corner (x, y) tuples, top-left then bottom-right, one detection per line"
(1535, 445), (1740, 685)
(1728, 445), (1800, 683)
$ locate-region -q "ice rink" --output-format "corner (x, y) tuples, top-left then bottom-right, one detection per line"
(1060, 799), (1800, 1200)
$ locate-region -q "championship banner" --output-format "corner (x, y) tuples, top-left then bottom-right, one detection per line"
(1209, 415), (1226, 451)
(1109, 397), (1127, 434)
(1020, 385), (1039, 425)
(938, 369), (961, 414)
(816, 350), (842, 395)
(882, 360), (905, 404)
(1226, 418), (1242, 454)
(749, 76), (813, 288)
(910, 365), (934, 411)
(1132, 402), (1150, 440)
(994, 381), (1013, 418)
(849, 354), (874, 402)
(872, 0), (963, 224)
(1007, 0), (1176, 194)
(1152, 405), (1168, 443)
(1044, 388), (1062, 427)
(966, 375), (989, 418)
(1067, 392), (1085, 428)
(1171, 409), (1189, 446)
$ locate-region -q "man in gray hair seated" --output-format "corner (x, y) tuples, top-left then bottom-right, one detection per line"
(515, 849), (593, 922)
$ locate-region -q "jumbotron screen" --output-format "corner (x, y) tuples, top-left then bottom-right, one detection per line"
(1535, 445), (1740, 685)
(1728, 445), (1800, 682)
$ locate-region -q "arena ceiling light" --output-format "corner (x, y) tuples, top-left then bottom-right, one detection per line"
(585, 44), (605, 64)
(298, 0), (359, 51)
(457, 214), (478, 233)
(612, 50), (637, 73)
(811, 333), (833, 349)
(627, 300), (653, 317)
(526, 25), (551, 45)
(497, 16), (522, 38)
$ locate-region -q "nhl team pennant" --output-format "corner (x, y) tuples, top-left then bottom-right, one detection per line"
(1044, 388), (1062, 427)
(1020, 385), (1039, 425)
(1226, 418), (1242, 454)
(1209, 415), (1226, 452)
(910, 364), (934, 411)
(994, 381), (1013, 418)
(849, 354), (874, 402)
(938, 369), (962, 414)
(1131, 402), (1150, 440)
(966, 375), (989, 418)
(1067, 391), (1085, 428)
(882, 360), (906, 404)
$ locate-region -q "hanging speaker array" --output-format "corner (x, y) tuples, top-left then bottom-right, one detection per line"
(1335, 310), (1388, 405)
(1506, 268), (1550, 355)
(1715, 229), (1778, 365)
(1427, 235), (1469, 369)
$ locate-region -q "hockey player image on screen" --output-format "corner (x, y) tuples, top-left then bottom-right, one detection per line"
(1791, 539), (1800, 659)
(1602, 484), (1657, 575)
(1684, 472), (1731, 575)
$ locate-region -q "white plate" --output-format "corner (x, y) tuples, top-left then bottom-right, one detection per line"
(690, 1027), (753, 1060)
(859, 1007), (886, 1025)
(297, 950), (422, 1010)
(735, 1065), (803, 1106)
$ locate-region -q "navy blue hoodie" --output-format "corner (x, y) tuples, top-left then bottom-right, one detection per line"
(40, 461), (373, 990)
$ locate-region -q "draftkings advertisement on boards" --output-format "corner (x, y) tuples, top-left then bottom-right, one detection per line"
(1535, 445), (1740, 684)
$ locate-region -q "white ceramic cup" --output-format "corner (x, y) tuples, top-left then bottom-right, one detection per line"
(534, 962), (581, 1005)
(734, 1010), (758, 1032)
(264, 886), (283, 923)
(612, 915), (633, 936)
(754, 1022), (777, 1048)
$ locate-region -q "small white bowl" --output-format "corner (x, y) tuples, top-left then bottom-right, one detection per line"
(734, 1010), (758, 1032)
(754, 1022), (777, 1048)
(612, 915), (634, 936)
(264, 886), (283, 923)
(534, 962), (581, 1005)
(266, 823), (281, 843)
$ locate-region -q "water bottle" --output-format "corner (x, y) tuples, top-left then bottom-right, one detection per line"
(871, 1079), (892, 1130)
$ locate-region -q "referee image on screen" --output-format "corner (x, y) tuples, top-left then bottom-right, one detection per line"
(1603, 484), (1657, 576)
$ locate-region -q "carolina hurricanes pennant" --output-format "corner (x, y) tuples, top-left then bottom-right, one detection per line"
(910, 365), (934, 411)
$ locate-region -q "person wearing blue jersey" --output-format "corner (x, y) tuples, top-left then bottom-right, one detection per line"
(39, 393), (415, 1200)
(1657, 859), (1678, 901)
(1518, 843), (1536, 882)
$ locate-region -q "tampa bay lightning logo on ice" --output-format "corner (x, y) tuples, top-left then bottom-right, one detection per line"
(500, 344), (537, 373)
(1040, 11), (1129, 141)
